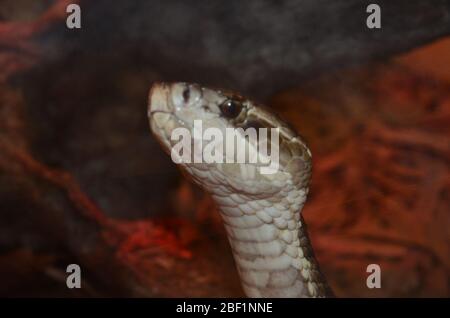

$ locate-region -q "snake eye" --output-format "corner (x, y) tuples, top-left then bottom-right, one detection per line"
(219, 99), (243, 118)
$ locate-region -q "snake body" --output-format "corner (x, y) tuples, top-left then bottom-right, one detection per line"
(148, 82), (332, 297)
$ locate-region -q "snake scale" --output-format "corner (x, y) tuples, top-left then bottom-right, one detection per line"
(148, 82), (332, 297)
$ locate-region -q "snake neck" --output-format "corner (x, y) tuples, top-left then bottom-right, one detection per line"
(211, 191), (332, 298)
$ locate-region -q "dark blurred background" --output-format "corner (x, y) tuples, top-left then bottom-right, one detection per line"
(0, 0), (449, 297)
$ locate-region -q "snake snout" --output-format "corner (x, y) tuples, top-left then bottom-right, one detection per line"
(148, 83), (174, 138)
(148, 82), (171, 116)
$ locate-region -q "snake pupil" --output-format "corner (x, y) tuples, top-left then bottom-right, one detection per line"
(219, 99), (243, 118)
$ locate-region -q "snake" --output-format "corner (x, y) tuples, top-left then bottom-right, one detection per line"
(147, 82), (332, 297)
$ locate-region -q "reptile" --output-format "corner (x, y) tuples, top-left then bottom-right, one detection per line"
(147, 82), (332, 297)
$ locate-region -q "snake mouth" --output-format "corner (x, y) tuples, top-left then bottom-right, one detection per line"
(150, 110), (172, 115)
(149, 110), (174, 128)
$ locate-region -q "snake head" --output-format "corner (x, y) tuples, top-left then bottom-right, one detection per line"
(148, 82), (312, 198)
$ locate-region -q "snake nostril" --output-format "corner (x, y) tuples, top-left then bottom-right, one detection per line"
(182, 87), (190, 103)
